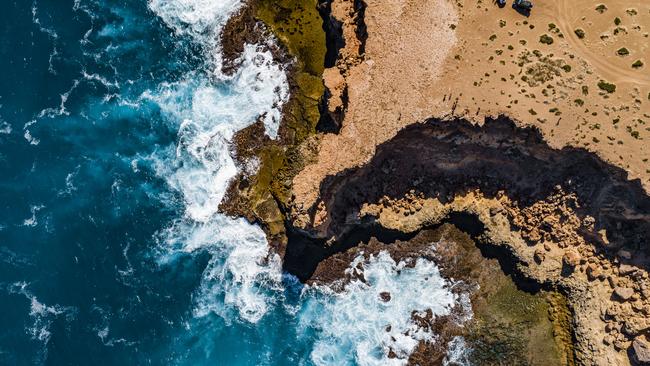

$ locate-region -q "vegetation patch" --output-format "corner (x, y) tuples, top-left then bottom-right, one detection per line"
(574, 28), (585, 39)
(539, 34), (554, 45)
(598, 80), (617, 93)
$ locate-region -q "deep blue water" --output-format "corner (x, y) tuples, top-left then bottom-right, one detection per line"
(0, 1), (462, 365)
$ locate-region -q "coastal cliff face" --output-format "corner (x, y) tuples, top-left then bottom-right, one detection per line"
(218, 0), (650, 365)
(287, 117), (650, 365)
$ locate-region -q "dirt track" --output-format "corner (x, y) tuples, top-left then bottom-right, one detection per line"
(555, 0), (650, 85)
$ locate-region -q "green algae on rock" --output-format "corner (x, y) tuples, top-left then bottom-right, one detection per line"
(220, 0), (327, 252)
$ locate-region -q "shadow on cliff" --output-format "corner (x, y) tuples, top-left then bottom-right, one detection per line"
(283, 116), (650, 282)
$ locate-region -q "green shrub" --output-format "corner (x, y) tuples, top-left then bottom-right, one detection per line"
(539, 34), (554, 45)
(574, 28), (585, 39)
(617, 47), (630, 56)
(632, 60), (644, 68)
(598, 80), (616, 93)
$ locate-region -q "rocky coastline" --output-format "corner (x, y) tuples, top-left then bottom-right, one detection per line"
(218, 0), (650, 365)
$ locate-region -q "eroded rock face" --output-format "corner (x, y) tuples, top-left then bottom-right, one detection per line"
(283, 117), (650, 365)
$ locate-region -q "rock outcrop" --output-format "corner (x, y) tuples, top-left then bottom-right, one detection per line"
(284, 117), (650, 365)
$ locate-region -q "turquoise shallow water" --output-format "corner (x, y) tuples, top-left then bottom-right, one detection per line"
(0, 1), (464, 365)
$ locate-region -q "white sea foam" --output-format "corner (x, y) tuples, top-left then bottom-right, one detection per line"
(443, 336), (472, 366)
(146, 0), (288, 323)
(24, 80), (80, 145)
(31, 0), (60, 74)
(22, 205), (45, 227)
(8, 282), (76, 362)
(0, 121), (11, 135)
(300, 251), (459, 366)
(148, 0), (241, 72)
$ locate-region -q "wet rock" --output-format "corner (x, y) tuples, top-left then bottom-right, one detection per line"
(613, 287), (634, 301)
(633, 336), (650, 364)
(379, 291), (392, 302)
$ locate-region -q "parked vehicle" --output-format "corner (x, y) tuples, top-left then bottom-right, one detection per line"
(513, 0), (533, 10)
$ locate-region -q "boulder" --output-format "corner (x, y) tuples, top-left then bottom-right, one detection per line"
(620, 264), (638, 276)
(563, 249), (581, 267)
(633, 336), (650, 364)
(586, 264), (602, 281)
(613, 287), (634, 301)
(379, 292), (391, 302)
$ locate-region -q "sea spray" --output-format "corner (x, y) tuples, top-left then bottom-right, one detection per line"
(145, 0), (288, 323)
(300, 251), (460, 366)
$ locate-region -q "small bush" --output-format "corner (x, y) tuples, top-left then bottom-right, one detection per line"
(614, 17), (622, 26)
(632, 60), (644, 68)
(595, 4), (607, 13)
(562, 64), (572, 72)
(574, 28), (585, 39)
(539, 34), (554, 45)
(617, 47), (630, 56)
(582, 86), (589, 95)
(598, 80), (616, 93)
(574, 99), (584, 106)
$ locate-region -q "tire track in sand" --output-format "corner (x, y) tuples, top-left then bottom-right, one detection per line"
(555, 0), (650, 85)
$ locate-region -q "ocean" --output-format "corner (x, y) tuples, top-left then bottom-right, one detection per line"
(0, 0), (462, 364)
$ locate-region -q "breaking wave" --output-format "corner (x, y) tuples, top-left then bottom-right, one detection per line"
(301, 251), (460, 366)
(145, 0), (288, 323)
